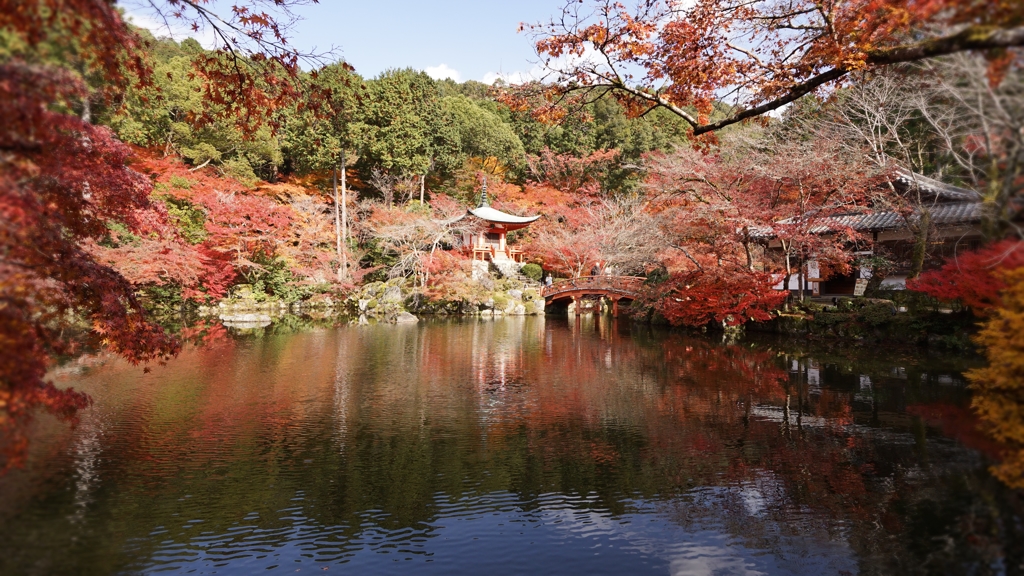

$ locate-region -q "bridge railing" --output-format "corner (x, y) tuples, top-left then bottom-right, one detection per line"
(541, 275), (647, 298)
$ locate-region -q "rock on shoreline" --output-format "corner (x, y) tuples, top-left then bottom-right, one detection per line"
(195, 275), (547, 327)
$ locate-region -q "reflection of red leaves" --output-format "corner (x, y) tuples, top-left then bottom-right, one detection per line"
(1, 62), (177, 471)
(906, 403), (1003, 460)
(179, 321), (231, 348)
(589, 440), (619, 464)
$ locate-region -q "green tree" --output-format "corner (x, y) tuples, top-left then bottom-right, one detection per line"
(443, 95), (525, 171)
(285, 62), (364, 174)
(284, 61), (365, 280)
(109, 35), (283, 184)
(358, 68), (453, 177)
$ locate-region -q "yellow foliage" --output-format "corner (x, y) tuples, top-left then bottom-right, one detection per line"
(467, 156), (508, 177)
(968, 268), (1024, 488)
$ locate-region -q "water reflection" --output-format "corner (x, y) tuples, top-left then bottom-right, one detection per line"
(0, 318), (1020, 575)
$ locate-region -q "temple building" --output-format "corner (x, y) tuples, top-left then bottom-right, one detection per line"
(755, 167), (1003, 296)
(459, 182), (540, 264)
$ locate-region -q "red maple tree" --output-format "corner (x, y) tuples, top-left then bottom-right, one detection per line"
(908, 238), (1024, 314)
(0, 0), (321, 469)
(525, 148), (620, 196)
(643, 133), (880, 319)
(0, 64), (178, 468)
(647, 268), (789, 327)
(525, 0), (1024, 135)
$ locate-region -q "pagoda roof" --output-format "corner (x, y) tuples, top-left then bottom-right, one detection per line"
(466, 205), (541, 225)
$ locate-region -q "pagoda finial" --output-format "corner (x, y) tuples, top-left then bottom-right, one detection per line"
(478, 177), (489, 207)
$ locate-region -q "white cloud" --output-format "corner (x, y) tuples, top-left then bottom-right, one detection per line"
(122, 7), (218, 49)
(425, 64), (461, 82)
(483, 45), (607, 86)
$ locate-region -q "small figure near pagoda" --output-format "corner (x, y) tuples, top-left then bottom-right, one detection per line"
(459, 180), (539, 264)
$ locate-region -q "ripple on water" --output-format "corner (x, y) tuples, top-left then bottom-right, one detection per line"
(0, 321), (1007, 576)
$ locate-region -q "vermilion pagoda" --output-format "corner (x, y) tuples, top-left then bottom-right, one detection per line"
(459, 181), (539, 264)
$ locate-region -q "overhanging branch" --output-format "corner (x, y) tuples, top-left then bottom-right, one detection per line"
(597, 24), (1024, 135)
(692, 25), (1024, 135)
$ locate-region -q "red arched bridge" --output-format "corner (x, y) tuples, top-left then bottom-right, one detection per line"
(541, 276), (645, 316)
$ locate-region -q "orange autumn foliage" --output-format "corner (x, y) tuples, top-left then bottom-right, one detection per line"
(646, 269), (789, 327)
(526, 0), (1024, 135)
(967, 268), (1024, 489)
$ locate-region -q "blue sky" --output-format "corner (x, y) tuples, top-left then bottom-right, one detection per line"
(127, 0), (566, 83)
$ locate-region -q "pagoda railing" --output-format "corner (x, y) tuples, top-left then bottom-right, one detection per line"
(541, 275), (647, 299)
(471, 245), (527, 262)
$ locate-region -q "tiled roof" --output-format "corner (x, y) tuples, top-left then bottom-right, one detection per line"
(746, 167), (988, 240)
(826, 202), (984, 231)
(893, 167), (982, 203)
(752, 202), (985, 238)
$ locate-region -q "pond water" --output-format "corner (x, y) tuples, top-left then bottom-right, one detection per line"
(1, 317), (1021, 575)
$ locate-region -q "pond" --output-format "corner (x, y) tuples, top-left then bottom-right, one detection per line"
(0, 317), (1020, 575)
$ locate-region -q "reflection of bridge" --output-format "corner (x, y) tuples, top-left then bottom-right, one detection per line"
(541, 276), (645, 316)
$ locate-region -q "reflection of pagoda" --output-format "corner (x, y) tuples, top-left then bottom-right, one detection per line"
(460, 180), (539, 263)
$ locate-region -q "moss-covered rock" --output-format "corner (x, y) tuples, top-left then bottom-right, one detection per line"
(492, 293), (510, 310)
(362, 281), (385, 297)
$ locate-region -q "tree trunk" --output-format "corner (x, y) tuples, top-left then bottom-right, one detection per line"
(742, 227), (754, 271)
(909, 209), (931, 279)
(781, 240), (793, 308)
(420, 174), (425, 204)
(341, 152), (348, 281)
(982, 158), (1005, 240)
(333, 166), (343, 281)
(797, 252), (806, 303)
(81, 94), (91, 123)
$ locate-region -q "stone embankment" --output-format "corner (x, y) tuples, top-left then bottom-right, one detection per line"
(196, 285), (343, 328)
(346, 277), (546, 323)
(197, 275), (547, 328)
(747, 297), (977, 349)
